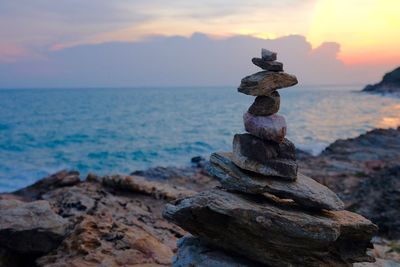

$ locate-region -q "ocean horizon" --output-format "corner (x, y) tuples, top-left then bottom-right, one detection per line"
(1, 85), (399, 192)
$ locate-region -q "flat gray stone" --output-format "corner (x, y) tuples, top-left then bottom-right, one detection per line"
(238, 71), (298, 96)
(243, 112), (287, 143)
(209, 152), (345, 211)
(261, 49), (277, 61)
(252, 58), (283, 71)
(163, 188), (376, 267)
(248, 91), (280, 116)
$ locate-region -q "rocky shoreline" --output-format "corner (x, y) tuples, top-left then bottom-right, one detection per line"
(0, 127), (399, 267)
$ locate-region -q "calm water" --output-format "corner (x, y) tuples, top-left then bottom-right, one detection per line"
(0, 86), (399, 192)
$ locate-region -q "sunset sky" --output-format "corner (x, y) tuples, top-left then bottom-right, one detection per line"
(0, 0), (399, 86)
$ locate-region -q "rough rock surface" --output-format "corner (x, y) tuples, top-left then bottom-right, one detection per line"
(0, 199), (68, 254)
(173, 236), (264, 267)
(299, 127), (400, 238)
(243, 112), (287, 143)
(252, 58), (283, 71)
(238, 71), (298, 96)
(163, 188), (377, 267)
(209, 152), (344, 211)
(248, 91), (281, 116)
(232, 148), (298, 180)
(0, 128), (399, 266)
(233, 134), (296, 162)
(363, 67), (400, 95)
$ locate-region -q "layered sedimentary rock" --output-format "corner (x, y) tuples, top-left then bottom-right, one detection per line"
(164, 189), (377, 267)
(164, 48), (377, 266)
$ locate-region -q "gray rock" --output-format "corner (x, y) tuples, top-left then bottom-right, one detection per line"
(261, 48), (277, 61)
(232, 145), (298, 181)
(252, 58), (283, 71)
(233, 133), (296, 162)
(0, 199), (68, 254)
(163, 188), (377, 267)
(238, 71), (298, 96)
(209, 152), (344, 211)
(173, 236), (265, 267)
(243, 112), (287, 143)
(248, 91), (280, 116)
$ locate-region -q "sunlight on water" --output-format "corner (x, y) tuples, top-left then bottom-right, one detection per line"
(0, 86), (399, 191)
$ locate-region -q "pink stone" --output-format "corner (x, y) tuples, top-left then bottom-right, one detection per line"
(243, 112), (287, 143)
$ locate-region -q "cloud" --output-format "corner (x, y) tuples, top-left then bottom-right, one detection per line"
(1, 33), (393, 88)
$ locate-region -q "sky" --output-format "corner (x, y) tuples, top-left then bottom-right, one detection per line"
(0, 0), (399, 87)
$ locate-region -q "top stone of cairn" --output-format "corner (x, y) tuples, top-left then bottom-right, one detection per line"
(262, 48), (277, 61)
(239, 49), (298, 96)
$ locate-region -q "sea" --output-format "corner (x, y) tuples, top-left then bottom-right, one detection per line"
(0, 85), (399, 192)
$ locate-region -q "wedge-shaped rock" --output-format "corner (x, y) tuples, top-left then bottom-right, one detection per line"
(163, 189), (377, 267)
(243, 112), (287, 143)
(232, 147), (297, 181)
(209, 152), (344, 211)
(238, 71), (298, 96)
(252, 58), (283, 71)
(248, 91), (280, 116)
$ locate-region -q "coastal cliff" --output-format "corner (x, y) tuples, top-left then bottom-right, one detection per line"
(363, 67), (400, 95)
(0, 128), (399, 266)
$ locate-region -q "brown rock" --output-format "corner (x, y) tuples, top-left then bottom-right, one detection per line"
(163, 188), (377, 267)
(233, 134), (296, 162)
(238, 71), (298, 96)
(13, 170), (80, 200)
(252, 58), (283, 71)
(243, 112), (287, 143)
(100, 174), (196, 201)
(37, 215), (173, 267)
(209, 152), (344, 211)
(248, 91), (280, 116)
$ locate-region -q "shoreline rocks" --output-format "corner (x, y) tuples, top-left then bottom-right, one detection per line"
(164, 48), (377, 266)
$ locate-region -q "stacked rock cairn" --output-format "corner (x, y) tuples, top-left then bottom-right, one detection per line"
(164, 49), (378, 267)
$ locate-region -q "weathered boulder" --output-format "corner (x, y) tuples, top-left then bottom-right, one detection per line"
(243, 112), (287, 143)
(252, 58), (283, 71)
(209, 152), (344, 211)
(248, 91), (280, 116)
(37, 214), (173, 267)
(0, 199), (68, 254)
(173, 236), (265, 267)
(163, 188), (377, 267)
(238, 71), (298, 96)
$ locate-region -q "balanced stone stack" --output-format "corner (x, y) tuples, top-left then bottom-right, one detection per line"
(164, 49), (377, 267)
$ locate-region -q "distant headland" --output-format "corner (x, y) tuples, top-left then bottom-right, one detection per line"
(363, 66), (400, 95)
